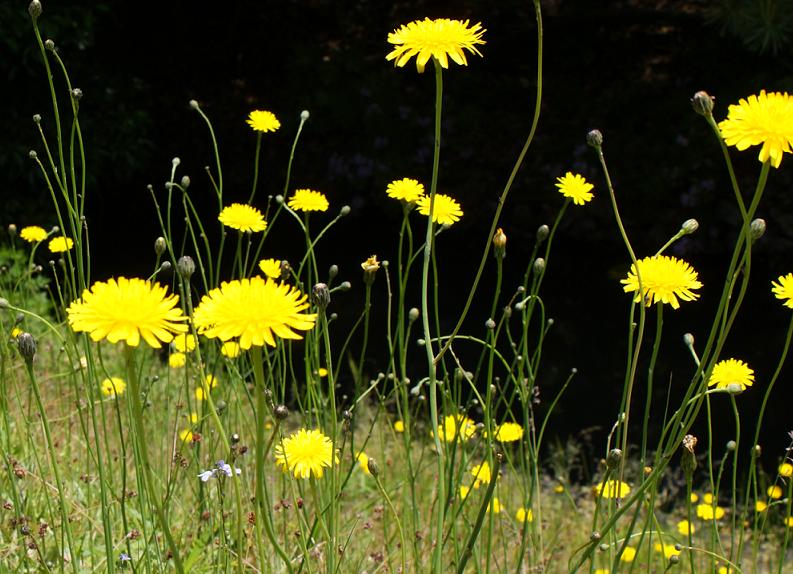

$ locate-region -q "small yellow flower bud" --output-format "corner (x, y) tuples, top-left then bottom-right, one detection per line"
(493, 228), (507, 259)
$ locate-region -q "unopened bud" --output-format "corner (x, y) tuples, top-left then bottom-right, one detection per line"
(339, 281), (351, 291)
(669, 554), (680, 565)
(606, 448), (622, 470)
(32, 114), (41, 124)
(300, 110), (310, 121)
(71, 88), (83, 101)
(493, 228), (507, 259)
(691, 91), (714, 117)
(750, 218), (766, 240)
(681, 218), (699, 235)
(17, 332), (37, 364)
(328, 264), (339, 280)
(408, 308), (419, 322)
(366, 457), (379, 477)
(683, 333), (695, 347)
(485, 318), (496, 330)
(340, 205), (351, 216)
(177, 255), (195, 280)
(189, 100), (199, 110)
(533, 258), (545, 274)
(231, 433), (241, 444)
(44, 39), (54, 51)
(536, 224), (549, 244)
(312, 283), (331, 309)
(586, 129), (603, 148)
(274, 405), (289, 420)
(28, 0), (42, 19)
(181, 175), (191, 189)
(160, 261), (172, 272)
(7, 224), (16, 237)
(590, 531), (601, 542)
(726, 440), (736, 451)
(215, 400), (227, 414)
(154, 237), (166, 256)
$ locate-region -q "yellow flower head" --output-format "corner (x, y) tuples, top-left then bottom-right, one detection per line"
(620, 547), (637, 563)
(67, 277), (188, 348)
(470, 461), (493, 488)
(275, 428), (336, 479)
(361, 255), (380, 273)
(515, 507), (533, 523)
(220, 341), (241, 358)
(386, 18), (485, 73)
(48, 236), (73, 253)
(493, 421), (523, 443)
(218, 203), (267, 233)
(755, 500), (768, 512)
(718, 90), (793, 168)
(677, 519), (695, 536)
(593, 479), (631, 499)
(192, 276), (317, 349)
(169, 352), (187, 368)
(386, 178), (425, 203)
(203, 374), (218, 391)
(179, 429), (193, 442)
(555, 172), (594, 205)
(459, 485), (471, 499)
(416, 193), (463, 225)
(432, 414), (476, 442)
(708, 358), (754, 391)
(621, 254), (702, 309)
(20, 226), (47, 243)
(100, 377), (126, 397)
(767, 484), (784, 499)
(488, 497), (501, 514)
(246, 110), (281, 133)
(654, 542), (680, 560)
(779, 462), (793, 477)
(786, 516), (793, 528)
(258, 258), (282, 279)
(690, 492), (700, 503)
(356, 451), (371, 475)
(287, 189), (329, 212)
(772, 273), (793, 309)
(195, 386), (206, 401)
(696, 503), (726, 520)
(393, 420), (405, 433)
(173, 333), (197, 353)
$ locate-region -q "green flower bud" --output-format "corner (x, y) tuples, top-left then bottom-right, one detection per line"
(586, 129), (603, 148)
(691, 91), (714, 117)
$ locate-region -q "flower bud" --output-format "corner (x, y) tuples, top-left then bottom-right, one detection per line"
(328, 264), (339, 280)
(340, 205), (351, 216)
(750, 218), (766, 240)
(536, 224), (549, 244)
(590, 531), (601, 542)
(29, 150), (38, 160)
(154, 237), (166, 256)
(71, 88), (83, 101)
(17, 332), (37, 365)
(312, 283), (331, 310)
(28, 0), (42, 20)
(683, 333), (695, 347)
(691, 91), (714, 117)
(726, 440), (736, 451)
(32, 114), (41, 124)
(606, 448), (622, 470)
(361, 255), (379, 286)
(485, 318), (496, 330)
(681, 218), (699, 235)
(160, 261), (172, 272)
(408, 307), (419, 322)
(366, 457), (379, 477)
(181, 175), (191, 189)
(177, 255), (195, 280)
(279, 260), (292, 281)
(44, 39), (54, 51)
(533, 257), (545, 275)
(274, 405), (289, 420)
(586, 129), (603, 148)
(492, 228), (507, 259)
(189, 100), (199, 110)
(669, 554), (680, 565)
(339, 281), (351, 291)
(7, 224), (16, 237)
(300, 110), (310, 121)
(215, 400), (227, 414)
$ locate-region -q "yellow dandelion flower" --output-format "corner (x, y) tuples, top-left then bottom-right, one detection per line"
(189, 412), (199, 424)
(756, 500), (768, 512)
(218, 203), (267, 233)
(654, 542), (680, 560)
(274, 428), (336, 479)
(100, 377), (126, 397)
(192, 276), (317, 349)
(459, 485), (471, 499)
(708, 358), (754, 391)
(594, 570), (610, 574)
(432, 414), (476, 442)
(179, 429), (193, 442)
(258, 258), (282, 279)
(690, 492), (700, 503)
(67, 277), (188, 348)
(386, 18), (485, 73)
(173, 333), (197, 353)
(696, 503), (726, 520)
(393, 420), (405, 433)
(169, 352), (187, 368)
(553, 484), (565, 494)
(317, 367), (328, 377)
(470, 461), (493, 488)
(10, 327), (22, 338)
(779, 462), (793, 477)
(786, 516), (793, 528)
(356, 452), (371, 475)
(767, 484), (784, 499)
(621, 254), (702, 309)
(593, 479), (631, 499)
(677, 519), (695, 536)
(48, 236), (73, 253)
(287, 189), (329, 212)
(718, 90), (793, 168)
(493, 421), (523, 443)
(361, 255), (380, 274)
(488, 497), (501, 514)
(195, 387), (206, 401)
(515, 507), (533, 523)
(703, 493), (714, 505)
(416, 193), (463, 225)
(620, 547), (637, 562)
(203, 374), (218, 391)
(386, 178), (425, 202)
(19, 226), (47, 243)
(555, 172), (594, 205)
(246, 110), (281, 133)
(220, 341), (241, 358)
(772, 273), (793, 309)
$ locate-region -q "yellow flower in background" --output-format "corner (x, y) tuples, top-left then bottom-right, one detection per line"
(100, 377), (126, 397)
(220, 341), (241, 358)
(696, 503), (726, 520)
(192, 277), (317, 349)
(470, 461), (493, 488)
(195, 387), (206, 401)
(493, 421), (523, 442)
(767, 484), (784, 499)
(593, 479), (631, 499)
(718, 90), (793, 168)
(20, 226), (47, 243)
(621, 255), (702, 309)
(179, 429), (193, 442)
(654, 542), (680, 560)
(488, 497), (501, 514)
(203, 374), (218, 391)
(258, 258), (282, 279)
(218, 203), (267, 233)
(169, 352), (187, 368)
(555, 172), (594, 205)
(432, 414), (476, 442)
(173, 333), (197, 353)
(755, 500), (768, 512)
(515, 507), (533, 523)
(48, 236), (73, 253)
(553, 484), (565, 494)
(189, 412), (199, 424)
(677, 519), (695, 536)
(786, 516), (793, 528)
(620, 547), (637, 562)
(386, 18), (485, 73)
(246, 110), (281, 133)
(275, 428), (336, 479)
(416, 193), (463, 225)
(779, 462), (793, 477)
(67, 277), (188, 348)
(394, 420), (405, 433)
(386, 178), (425, 202)
(356, 452), (371, 475)
(708, 358), (754, 391)
(459, 485), (471, 499)
(703, 493), (714, 505)
(690, 492), (699, 503)
(287, 189), (329, 212)
(772, 273), (793, 309)
(317, 367), (328, 377)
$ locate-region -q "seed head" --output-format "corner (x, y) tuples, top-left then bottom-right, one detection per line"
(367, 457), (380, 477)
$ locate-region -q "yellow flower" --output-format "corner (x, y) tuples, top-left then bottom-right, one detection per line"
(275, 428), (336, 479)
(488, 497), (501, 514)
(470, 461), (493, 488)
(779, 462), (793, 477)
(515, 507), (533, 523)
(677, 519), (695, 536)
(755, 500), (768, 512)
(179, 429), (193, 442)
(287, 189), (329, 212)
(393, 420), (405, 433)
(459, 485), (471, 499)
(246, 110), (280, 133)
(492, 422), (523, 443)
(386, 178), (425, 202)
(621, 254), (702, 309)
(703, 493), (714, 505)
(100, 377), (126, 397)
(67, 277), (188, 348)
(317, 367), (328, 377)
(554, 172), (594, 205)
(708, 358), (754, 391)
(169, 352), (187, 368)
(189, 412), (199, 424)
(432, 414), (476, 442)
(19, 226), (47, 243)
(192, 277), (317, 349)
(786, 516), (793, 528)
(772, 273), (793, 309)
(173, 333), (197, 353)
(361, 255), (380, 274)
(620, 547), (637, 562)
(690, 492), (699, 503)
(654, 542), (680, 560)
(218, 203), (267, 233)
(203, 374), (219, 391)
(356, 452), (371, 475)
(593, 479), (631, 499)
(553, 484), (565, 494)
(767, 484), (784, 499)
(416, 193), (463, 225)
(48, 236), (73, 253)
(258, 258), (282, 279)
(718, 90), (793, 168)
(594, 570), (610, 574)
(195, 387), (206, 401)
(696, 503), (726, 520)
(220, 341), (241, 358)
(386, 18), (485, 73)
